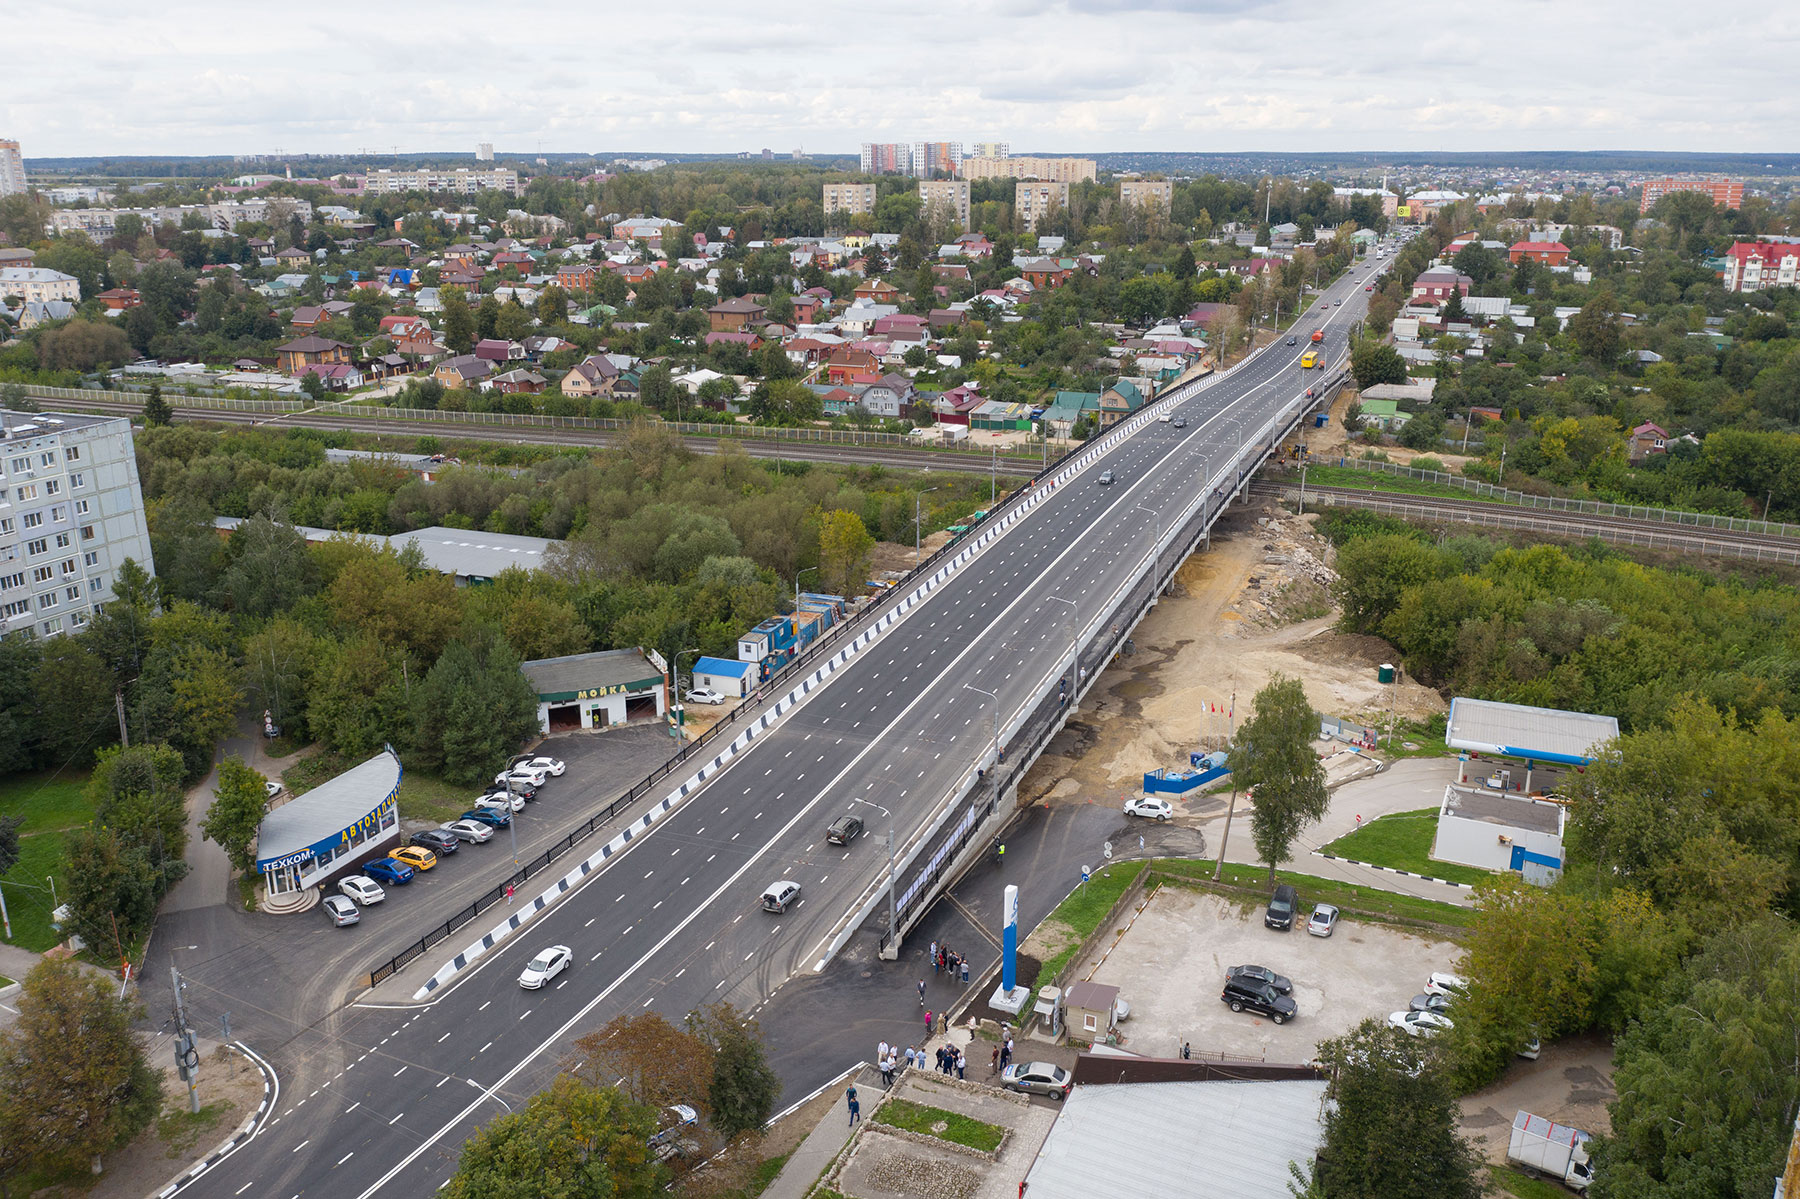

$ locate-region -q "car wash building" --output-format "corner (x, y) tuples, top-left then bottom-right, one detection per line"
(521, 648), (668, 733)
(1434, 697), (1620, 885)
(256, 748), (402, 906)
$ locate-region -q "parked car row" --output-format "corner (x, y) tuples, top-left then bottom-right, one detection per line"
(1263, 883), (1339, 938)
(1220, 963), (1298, 1024)
(1388, 972), (1467, 1038)
(324, 753), (568, 928)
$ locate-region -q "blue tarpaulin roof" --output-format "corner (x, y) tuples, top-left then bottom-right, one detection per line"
(694, 656), (752, 678)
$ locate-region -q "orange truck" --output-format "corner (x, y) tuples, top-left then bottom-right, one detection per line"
(1310, 329), (1324, 343)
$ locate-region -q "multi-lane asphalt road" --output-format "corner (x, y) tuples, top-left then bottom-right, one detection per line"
(175, 258), (1385, 1199)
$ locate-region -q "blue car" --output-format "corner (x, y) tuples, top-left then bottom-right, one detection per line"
(362, 857), (416, 886)
(461, 808), (512, 829)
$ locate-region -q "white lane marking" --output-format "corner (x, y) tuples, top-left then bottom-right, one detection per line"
(292, 1140), (309, 1154)
(337, 1152), (355, 1166)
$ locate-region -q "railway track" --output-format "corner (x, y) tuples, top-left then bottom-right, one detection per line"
(1253, 481), (1800, 565)
(40, 395), (1046, 476)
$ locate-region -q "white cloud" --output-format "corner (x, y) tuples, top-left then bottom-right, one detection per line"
(3, 0), (1794, 156)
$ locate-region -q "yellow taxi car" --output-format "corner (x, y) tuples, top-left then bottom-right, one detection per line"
(391, 845), (437, 872)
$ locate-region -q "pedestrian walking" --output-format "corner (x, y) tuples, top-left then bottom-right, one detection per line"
(925, 1010), (934, 1041)
(847, 1085), (860, 1126)
(939, 1011), (949, 1035)
(886, 1050), (898, 1086)
(878, 1040), (889, 1077)
(918, 979), (926, 1007)
(991, 1045), (1001, 1074)
(1181, 1041), (1192, 1060)
(937, 1045), (948, 1073)
(907, 1045), (919, 1070)
(956, 1049), (967, 1080)
(929, 940), (938, 973)
(960, 958), (970, 984)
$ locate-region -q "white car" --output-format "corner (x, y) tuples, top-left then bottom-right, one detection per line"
(496, 767), (547, 788)
(1123, 796), (1173, 821)
(1307, 903), (1340, 937)
(475, 792), (527, 814)
(442, 819), (494, 844)
(523, 756), (566, 777)
(761, 881), (802, 913)
(518, 945), (572, 990)
(1157, 411), (1172, 423)
(338, 876), (385, 905)
(1424, 971), (1468, 998)
(684, 687), (725, 705)
(1389, 1010), (1454, 1038)
(264, 780), (284, 801)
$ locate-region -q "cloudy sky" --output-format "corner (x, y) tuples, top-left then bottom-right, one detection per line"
(5, 0), (1791, 158)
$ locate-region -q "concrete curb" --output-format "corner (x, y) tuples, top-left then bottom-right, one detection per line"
(1310, 850), (1476, 890)
(150, 1041), (279, 1199)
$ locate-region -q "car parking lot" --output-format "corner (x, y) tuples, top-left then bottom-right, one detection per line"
(1078, 887), (1461, 1060)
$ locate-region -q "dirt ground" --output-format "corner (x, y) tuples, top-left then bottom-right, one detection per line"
(60, 1042), (268, 1199)
(1022, 498), (1445, 807)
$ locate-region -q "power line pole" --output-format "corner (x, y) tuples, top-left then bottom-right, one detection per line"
(170, 965), (200, 1113)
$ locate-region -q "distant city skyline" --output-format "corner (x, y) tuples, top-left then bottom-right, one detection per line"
(3, 0), (1791, 158)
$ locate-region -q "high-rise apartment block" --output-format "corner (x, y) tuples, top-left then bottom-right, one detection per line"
(476, 142), (494, 161)
(912, 142), (963, 179)
(970, 142), (1010, 160)
(1638, 177), (1743, 214)
(860, 143), (912, 175)
(0, 409), (155, 641)
(364, 167), (521, 196)
(962, 156), (1097, 183)
(1015, 181), (1069, 230)
(822, 183), (877, 218)
(0, 139), (26, 197)
(1118, 179), (1174, 212)
(918, 180), (972, 231)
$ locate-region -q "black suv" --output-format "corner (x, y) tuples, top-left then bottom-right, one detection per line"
(410, 829), (460, 856)
(827, 816), (864, 846)
(1264, 883), (1297, 930)
(1221, 976), (1297, 1024)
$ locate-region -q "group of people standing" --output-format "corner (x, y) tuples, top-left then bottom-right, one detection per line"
(929, 939), (972, 985)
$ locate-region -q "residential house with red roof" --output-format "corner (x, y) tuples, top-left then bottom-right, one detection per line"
(1722, 242), (1800, 292)
(853, 278), (901, 303)
(824, 346), (880, 385)
(1508, 241), (1571, 266)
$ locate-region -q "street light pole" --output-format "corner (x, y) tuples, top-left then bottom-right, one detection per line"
(850, 793), (897, 942)
(795, 564), (819, 604)
(1134, 503), (1163, 601)
(1047, 595), (1078, 702)
(963, 683), (1000, 765)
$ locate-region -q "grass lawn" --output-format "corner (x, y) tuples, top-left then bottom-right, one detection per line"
(1154, 859), (1477, 931)
(283, 752), (475, 824)
(1489, 1164), (1574, 1199)
(1320, 809), (1494, 886)
(1283, 463), (1490, 503)
(1022, 860), (1147, 997)
(0, 768), (93, 953)
(157, 1099), (230, 1157)
(873, 1098), (1005, 1153)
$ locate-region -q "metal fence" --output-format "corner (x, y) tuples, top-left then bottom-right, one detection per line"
(1281, 486), (1800, 566)
(1325, 456), (1800, 540)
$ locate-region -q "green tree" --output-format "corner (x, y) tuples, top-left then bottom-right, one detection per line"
(1569, 292), (1623, 364)
(1331, 533), (1444, 635)
(61, 824), (174, 961)
(409, 629), (541, 786)
(0, 958), (161, 1181)
(440, 287), (476, 354)
(36, 321), (136, 373)
(817, 508), (874, 597)
(141, 381), (172, 428)
(442, 1074), (665, 1199)
(1226, 674), (1328, 884)
(1302, 1019), (1483, 1199)
(1595, 921), (1800, 1199)
(1350, 340), (1407, 390)
(87, 743), (190, 865)
(687, 1004), (779, 1140)
(221, 512), (319, 619)
(201, 757), (270, 878)
(494, 297), (533, 342)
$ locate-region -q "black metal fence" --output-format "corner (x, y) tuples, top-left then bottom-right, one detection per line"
(363, 416), (1127, 988)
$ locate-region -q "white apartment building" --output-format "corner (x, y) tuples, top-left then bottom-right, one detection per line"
(918, 180), (972, 231)
(962, 156), (1097, 183)
(0, 268), (80, 303)
(0, 410), (156, 641)
(969, 142), (1010, 160)
(1015, 181), (1069, 230)
(0, 139), (25, 197)
(822, 183), (877, 218)
(476, 142), (494, 161)
(46, 198), (315, 238)
(1118, 179), (1173, 212)
(364, 167), (521, 196)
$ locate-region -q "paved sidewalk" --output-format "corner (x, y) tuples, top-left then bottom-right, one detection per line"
(762, 1064), (879, 1199)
